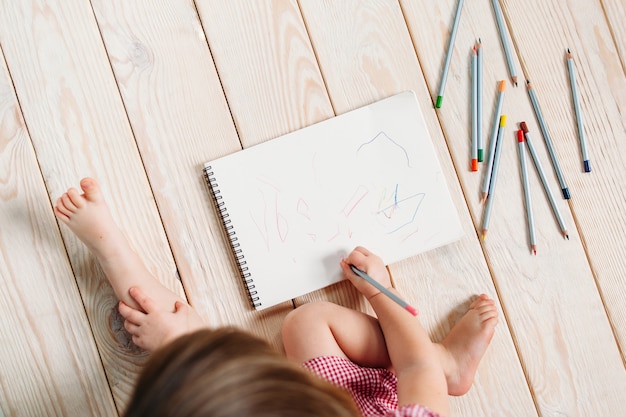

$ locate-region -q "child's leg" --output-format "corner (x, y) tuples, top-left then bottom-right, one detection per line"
(54, 178), (183, 312)
(282, 301), (390, 369)
(282, 295), (498, 397)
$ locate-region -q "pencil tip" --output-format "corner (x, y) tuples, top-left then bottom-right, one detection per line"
(520, 121), (529, 133)
(567, 47), (571, 54)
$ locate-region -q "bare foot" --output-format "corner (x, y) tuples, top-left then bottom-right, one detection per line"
(54, 177), (127, 259)
(437, 294), (498, 396)
(54, 178), (185, 314)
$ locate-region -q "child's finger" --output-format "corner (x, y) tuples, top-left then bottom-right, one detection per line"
(128, 286), (158, 313)
(345, 249), (368, 271)
(339, 259), (357, 279)
(353, 246), (374, 257)
(118, 300), (145, 325)
(124, 319), (140, 336)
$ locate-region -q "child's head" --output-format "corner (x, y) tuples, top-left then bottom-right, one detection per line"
(123, 327), (360, 417)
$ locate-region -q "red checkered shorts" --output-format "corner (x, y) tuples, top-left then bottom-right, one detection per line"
(303, 356), (441, 417)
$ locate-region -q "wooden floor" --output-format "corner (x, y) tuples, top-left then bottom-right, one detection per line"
(1, 1), (625, 416)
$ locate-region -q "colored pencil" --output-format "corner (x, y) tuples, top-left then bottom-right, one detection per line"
(526, 80), (570, 199)
(350, 265), (418, 316)
(566, 49), (591, 173)
(477, 39), (484, 162)
(517, 129), (536, 255)
(491, 0), (517, 86)
(436, 0), (464, 108)
(481, 80), (506, 203)
(471, 45), (478, 171)
(481, 115), (507, 240)
(520, 122), (569, 239)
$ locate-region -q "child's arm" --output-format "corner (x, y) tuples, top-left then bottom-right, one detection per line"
(341, 247), (449, 416)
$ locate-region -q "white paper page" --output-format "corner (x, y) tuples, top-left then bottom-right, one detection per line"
(205, 91), (463, 309)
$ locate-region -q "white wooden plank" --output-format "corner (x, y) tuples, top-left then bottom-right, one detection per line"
(89, 0), (291, 345)
(0, 46), (117, 417)
(0, 0), (184, 411)
(195, 0), (332, 146)
(298, 1), (538, 415)
(502, 0), (626, 373)
(402, 0), (626, 414)
(600, 0), (626, 73)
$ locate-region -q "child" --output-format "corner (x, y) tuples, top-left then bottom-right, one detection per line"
(55, 178), (497, 417)
(282, 247), (497, 416)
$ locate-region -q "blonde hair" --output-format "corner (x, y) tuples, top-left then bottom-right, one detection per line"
(123, 328), (360, 417)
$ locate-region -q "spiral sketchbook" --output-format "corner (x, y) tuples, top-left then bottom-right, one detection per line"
(203, 91), (463, 310)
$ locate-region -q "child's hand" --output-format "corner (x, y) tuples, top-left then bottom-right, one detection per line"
(340, 246), (392, 300)
(118, 287), (205, 352)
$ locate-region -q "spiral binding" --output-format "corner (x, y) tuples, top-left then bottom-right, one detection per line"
(203, 166), (261, 308)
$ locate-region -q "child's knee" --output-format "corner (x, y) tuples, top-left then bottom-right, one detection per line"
(283, 301), (331, 329)
(282, 302), (333, 342)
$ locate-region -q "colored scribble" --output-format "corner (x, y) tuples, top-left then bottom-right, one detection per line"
(376, 190), (426, 234)
(248, 130), (429, 250)
(357, 131), (412, 168)
(297, 198), (312, 220)
(341, 185), (369, 217)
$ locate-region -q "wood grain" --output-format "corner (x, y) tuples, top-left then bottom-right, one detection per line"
(500, 0), (626, 364)
(89, 0), (288, 345)
(195, 0), (332, 146)
(402, 0), (626, 414)
(600, 0), (626, 73)
(0, 0), (624, 415)
(0, 46), (117, 417)
(298, 0), (537, 415)
(0, 0), (184, 411)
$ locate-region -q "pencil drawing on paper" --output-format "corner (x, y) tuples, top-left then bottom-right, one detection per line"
(248, 130), (426, 251)
(375, 186), (426, 234)
(357, 131), (412, 168)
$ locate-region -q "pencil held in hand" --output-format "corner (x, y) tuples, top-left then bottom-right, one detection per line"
(349, 265), (418, 316)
